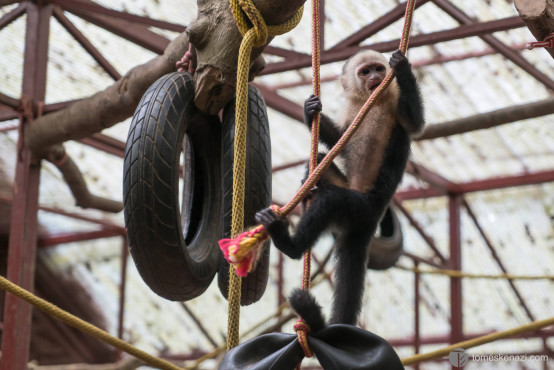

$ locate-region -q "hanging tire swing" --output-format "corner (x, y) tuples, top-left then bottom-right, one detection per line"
(368, 206), (404, 270)
(123, 72), (271, 303)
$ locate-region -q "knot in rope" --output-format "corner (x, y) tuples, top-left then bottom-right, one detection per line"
(527, 33), (554, 49)
(230, 0), (268, 47)
(293, 319), (314, 358)
(230, 0), (304, 47)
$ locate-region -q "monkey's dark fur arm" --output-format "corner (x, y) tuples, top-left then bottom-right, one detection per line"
(304, 95), (343, 149)
(255, 181), (381, 325)
(390, 50), (425, 135)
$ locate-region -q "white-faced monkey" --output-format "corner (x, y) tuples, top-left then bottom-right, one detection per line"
(255, 49), (425, 330)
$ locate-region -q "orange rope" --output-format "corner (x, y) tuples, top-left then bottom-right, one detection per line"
(292, 0), (322, 363)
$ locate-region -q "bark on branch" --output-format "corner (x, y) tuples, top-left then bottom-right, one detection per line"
(515, 0), (554, 58)
(417, 97), (554, 140)
(47, 145), (123, 213)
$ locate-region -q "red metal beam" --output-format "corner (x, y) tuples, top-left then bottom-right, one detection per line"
(0, 104), (19, 123)
(432, 0), (554, 91)
(413, 42), (529, 67)
(330, 0), (432, 50)
(414, 263), (421, 370)
(37, 229), (123, 247)
(79, 132), (126, 157)
(49, 0), (186, 32)
(53, 6), (121, 81)
(0, 2), (26, 32)
(43, 98), (82, 113)
(463, 200), (536, 322)
(272, 159), (307, 173)
(458, 169), (554, 194)
(1, 3), (51, 369)
(0, 120), (19, 133)
(371, 16), (524, 53)
(264, 45), (308, 60)
(252, 83), (304, 122)
(116, 238), (129, 361)
(449, 195), (463, 347)
(406, 161), (459, 193)
(394, 200), (447, 265)
(262, 16), (525, 75)
(396, 169), (554, 201)
(69, 5), (170, 54)
(395, 186), (445, 201)
(0, 193), (125, 232)
(0, 92), (20, 108)
(402, 251), (444, 269)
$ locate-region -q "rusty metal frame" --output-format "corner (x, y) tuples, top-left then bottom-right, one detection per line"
(1, 3), (50, 369)
(1, 0), (553, 367)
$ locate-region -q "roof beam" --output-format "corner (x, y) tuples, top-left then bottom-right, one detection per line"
(1, 3), (51, 368)
(0, 105), (19, 123)
(67, 2), (170, 54)
(49, 0), (186, 32)
(79, 133), (126, 158)
(262, 16), (526, 75)
(330, 0), (432, 50)
(0, 2), (26, 32)
(252, 83), (304, 122)
(53, 6), (121, 80)
(432, 0), (554, 91)
(396, 169), (554, 201)
(38, 229), (123, 247)
(0, 92), (20, 108)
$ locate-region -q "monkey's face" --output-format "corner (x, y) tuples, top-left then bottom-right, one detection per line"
(341, 50), (391, 100)
(357, 62), (388, 96)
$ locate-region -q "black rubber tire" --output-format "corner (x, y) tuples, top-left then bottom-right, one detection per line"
(217, 85), (272, 306)
(123, 72), (222, 301)
(367, 206), (404, 270)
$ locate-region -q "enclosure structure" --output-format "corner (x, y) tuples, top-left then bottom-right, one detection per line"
(0, 0), (553, 369)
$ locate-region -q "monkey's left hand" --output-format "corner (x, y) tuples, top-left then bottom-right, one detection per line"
(389, 50), (410, 71)
(255, 208), (289, 233)
(304, 94), (322, 128)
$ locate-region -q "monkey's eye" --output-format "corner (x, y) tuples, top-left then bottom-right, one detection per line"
(361, 68), (370, 75)
(376, 66), (384, 72)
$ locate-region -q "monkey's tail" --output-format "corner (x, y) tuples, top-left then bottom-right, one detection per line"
(288, 288), (326, 333)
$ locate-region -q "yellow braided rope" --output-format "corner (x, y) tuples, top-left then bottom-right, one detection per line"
(398, 265), (554, 280)
(0, 275), (183, 370)
(226, 0), (304, 351)
(402, 316), (554, 365)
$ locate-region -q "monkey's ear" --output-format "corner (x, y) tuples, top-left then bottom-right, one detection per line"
(340, 76), (349, 91)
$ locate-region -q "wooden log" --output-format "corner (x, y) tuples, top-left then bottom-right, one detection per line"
(25, 0), (307, 156)
(515, 0), (554, 58)
(417, 97), (554, 140)
(192, 0), (306, 114)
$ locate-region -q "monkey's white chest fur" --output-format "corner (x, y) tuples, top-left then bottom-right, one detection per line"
(337, 99), (398, 194)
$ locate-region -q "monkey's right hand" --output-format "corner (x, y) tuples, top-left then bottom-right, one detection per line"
(304, 94), (322, 128)
(255, 208), (288, 233)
